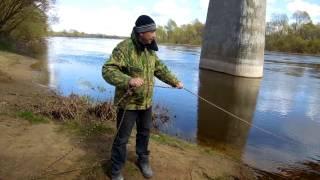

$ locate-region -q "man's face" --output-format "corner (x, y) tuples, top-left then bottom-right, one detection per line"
(139, 31), (156, 45)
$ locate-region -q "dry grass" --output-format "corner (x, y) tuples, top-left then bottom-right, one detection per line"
(37, 93), (115, 122)
(27, 93), (171, 136)
(152, 104), (171, 132)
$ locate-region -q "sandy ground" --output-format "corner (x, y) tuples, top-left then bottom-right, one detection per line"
(0, 51), (256, 180)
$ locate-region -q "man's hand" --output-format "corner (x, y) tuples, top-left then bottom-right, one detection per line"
(175, 82), (183, 89)
(129, 77), (144, 87)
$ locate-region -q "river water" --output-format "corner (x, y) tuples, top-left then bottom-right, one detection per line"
(46, 37), (320, 175)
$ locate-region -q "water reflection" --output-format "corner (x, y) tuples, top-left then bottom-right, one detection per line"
(197, 70), (261, 157)
(32, 45), (49, 86)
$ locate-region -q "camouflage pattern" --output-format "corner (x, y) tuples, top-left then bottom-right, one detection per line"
(102, 31), (179, 110)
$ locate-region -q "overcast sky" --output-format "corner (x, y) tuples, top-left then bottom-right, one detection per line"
(50, 0), (320, 36)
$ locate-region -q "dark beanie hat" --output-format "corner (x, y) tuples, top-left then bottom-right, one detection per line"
(134, 15), (156, 33)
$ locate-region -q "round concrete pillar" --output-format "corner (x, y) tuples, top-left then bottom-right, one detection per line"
(200, 0), (266, 78)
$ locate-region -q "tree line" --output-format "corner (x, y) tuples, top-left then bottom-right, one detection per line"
(0, 0), (55, 54)
(157, 11), (320, 54)
(49, 30), (127, 39)
(156, 19), (204, 45)
(0, 1), (319, 55)
(266, 11), (320, 54)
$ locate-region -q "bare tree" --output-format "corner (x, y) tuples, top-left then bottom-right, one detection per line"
(270, 13), (289, 35)
(0, 0), (55, 35)
(292, 10), (312, 32)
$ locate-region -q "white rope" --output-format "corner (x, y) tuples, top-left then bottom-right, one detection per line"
(154, 85), (297, 144)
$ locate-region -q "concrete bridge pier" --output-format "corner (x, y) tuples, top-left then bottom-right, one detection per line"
(200, 0), (266, 78)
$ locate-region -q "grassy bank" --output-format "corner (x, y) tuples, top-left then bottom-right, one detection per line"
(8, 93), (255, 179)
(0, 50), (258, 179)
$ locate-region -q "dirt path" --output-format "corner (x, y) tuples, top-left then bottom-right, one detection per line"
(0, 51), (86, 179)
(0, 51), (256, 180)
(0, 117), (86, 179)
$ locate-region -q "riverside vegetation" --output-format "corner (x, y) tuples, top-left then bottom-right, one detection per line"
(51, 11), (320, 55)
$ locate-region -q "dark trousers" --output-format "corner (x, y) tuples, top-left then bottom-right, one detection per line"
(111, 107), (152, 175)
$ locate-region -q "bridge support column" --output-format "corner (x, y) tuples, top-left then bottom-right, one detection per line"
(200, 0), (266, 78)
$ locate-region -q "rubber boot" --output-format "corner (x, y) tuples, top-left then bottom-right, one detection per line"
(111, 173), (124, 180)
(136, 154), (153, 178)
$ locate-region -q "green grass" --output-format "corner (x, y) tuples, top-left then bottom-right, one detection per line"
(17, 111), (49, 124)
(150, 133), (195, 149)
(58, 120), (115, 138)
(150, 133), (221, 157)
(80, 122), (115, 137)
(58, 121), (82, 134)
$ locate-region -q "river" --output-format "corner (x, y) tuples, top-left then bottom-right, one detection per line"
(46, 37), (320, 175)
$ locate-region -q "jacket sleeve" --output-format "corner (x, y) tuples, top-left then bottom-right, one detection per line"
(102, 47), (131, 89)
(154, 55), (179, 87)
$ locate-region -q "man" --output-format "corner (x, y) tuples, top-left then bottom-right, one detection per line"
(102, 15), (183, 180)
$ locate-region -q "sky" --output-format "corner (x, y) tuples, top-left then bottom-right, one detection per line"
(50, 0), (320, 36)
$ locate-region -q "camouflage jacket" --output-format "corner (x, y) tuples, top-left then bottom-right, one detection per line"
(102, 31), (179, 110)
